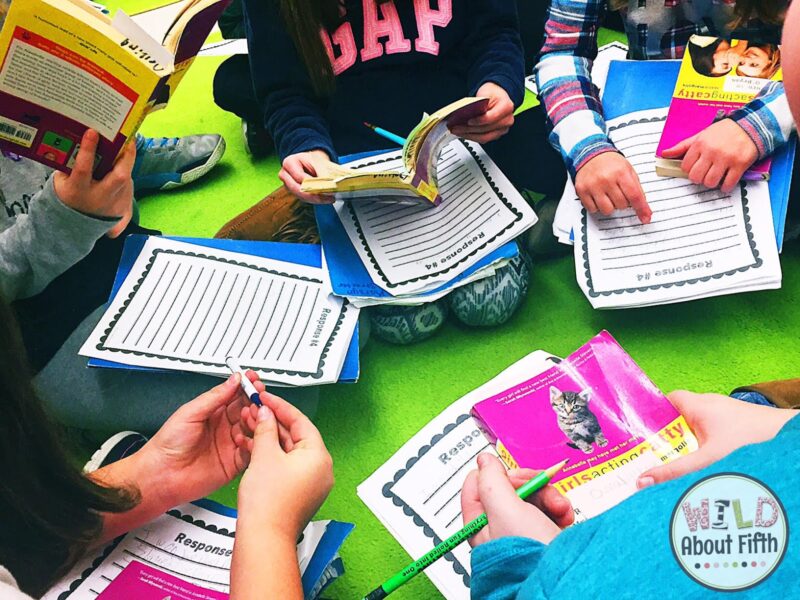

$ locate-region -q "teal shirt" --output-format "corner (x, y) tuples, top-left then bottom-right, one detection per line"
(471, 415), (800, 599)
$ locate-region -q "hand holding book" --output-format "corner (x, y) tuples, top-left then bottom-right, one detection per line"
(660, 118), (760, 193)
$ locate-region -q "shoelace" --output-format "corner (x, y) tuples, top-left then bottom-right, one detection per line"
(137, 136), (181, 152)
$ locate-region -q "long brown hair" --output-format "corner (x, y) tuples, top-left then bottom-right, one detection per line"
(0, 297), (139, 597)
(732, 0), (786, 27)
(279, 0), (391, 95)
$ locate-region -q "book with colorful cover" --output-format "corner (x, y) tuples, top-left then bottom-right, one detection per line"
(0, 0), (229, 177)
(300, 97), (489, 206)
(471, 331), (699, 521)
(655, 35), (783, 181)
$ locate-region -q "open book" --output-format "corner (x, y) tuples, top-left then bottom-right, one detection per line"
(0, 0), (230, 176)
(300, 97), (489, 206)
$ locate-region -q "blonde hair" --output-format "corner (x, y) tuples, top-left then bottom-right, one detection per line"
(736, 44), (782, 79)
(0, 0), (9, 25)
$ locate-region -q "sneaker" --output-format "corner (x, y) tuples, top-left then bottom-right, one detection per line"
(132, 134), (226, 195)
(242, 119), (274, 158)
(83, 431), (148, 473)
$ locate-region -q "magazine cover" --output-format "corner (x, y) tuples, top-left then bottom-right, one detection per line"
(472, 331), (699, 521)
(655, 35), (782, 180)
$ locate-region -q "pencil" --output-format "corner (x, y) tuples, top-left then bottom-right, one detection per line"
(362, 458), (569, 599)
(225, 356), (262, 407)
(363, 122), (407, 147)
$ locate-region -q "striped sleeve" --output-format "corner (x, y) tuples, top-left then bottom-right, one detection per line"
(534, 0), (618, 179)
(728, 81), (796, 160)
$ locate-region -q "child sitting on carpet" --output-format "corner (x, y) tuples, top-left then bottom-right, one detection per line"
(535, 0), (796, 225)
(0, 296), (333, 600)
(463, 390), (799, 598)
(241, 0), (561, 344)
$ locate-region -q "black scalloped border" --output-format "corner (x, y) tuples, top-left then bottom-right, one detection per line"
(581, 116), (762, 298)
(380, 412), (475, 588)
(56, 507), (233, 598)
(345, 140), (525, 288)
(96, 248), (351, 380)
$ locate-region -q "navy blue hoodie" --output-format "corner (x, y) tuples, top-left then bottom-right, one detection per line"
(243, 0), (525, 161)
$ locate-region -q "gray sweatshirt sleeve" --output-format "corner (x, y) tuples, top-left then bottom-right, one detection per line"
(0, 176), (119, 301)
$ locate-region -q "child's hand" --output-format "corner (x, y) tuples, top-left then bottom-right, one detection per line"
(53, 129), (135, 238)
(661, 119), (758, 193)
(237, 394), (334, 542)
(450, 82), (515, 144)
(574, 152), (652, 224)
(636, 391), (798, 489)
(279, 150), (335, 204)
(460, 454), (573, 547)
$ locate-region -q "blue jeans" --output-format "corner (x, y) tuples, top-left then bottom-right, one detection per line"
(731, 391), (775, 406)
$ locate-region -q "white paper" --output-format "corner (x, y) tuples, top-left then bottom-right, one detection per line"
(113, 11), (175, 69)
(335, 140), (537, 297)
(565, 109), (781, 308)
(80, 238), (359, 386)
(525, 41), (628, 95)
(43, 503), (333, 599)
(358, 351), (560, 600)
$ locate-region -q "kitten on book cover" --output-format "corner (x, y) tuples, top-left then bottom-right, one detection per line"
(655, 35), (782, 181)
(0, 0), (230, 177)
(300, 97), (489, 206)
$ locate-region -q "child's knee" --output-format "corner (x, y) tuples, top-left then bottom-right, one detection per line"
(369, 301), (448, 345)
(449, 252), (531, 327)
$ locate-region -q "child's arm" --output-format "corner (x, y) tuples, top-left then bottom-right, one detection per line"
(231, 395), (334, 600)
(0, 131), (133, 301)
(662, 81), (795, 192)
(242, 0), (336, 163)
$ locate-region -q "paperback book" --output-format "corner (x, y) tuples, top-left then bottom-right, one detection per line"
(655, 35), (782, 181)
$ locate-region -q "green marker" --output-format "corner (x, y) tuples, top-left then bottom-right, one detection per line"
(362, 458), (569, 599)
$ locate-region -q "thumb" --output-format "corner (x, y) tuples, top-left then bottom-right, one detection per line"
(476, 454), (520, 518)
(637, 449), (715, 488)
(661, 135), (696, 159)
(250, 405), (281, 463)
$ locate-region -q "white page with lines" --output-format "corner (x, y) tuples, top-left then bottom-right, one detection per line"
(43, 503), (330, 599)
(80, 237), (358, 386)
(358, 351), (558, 600)
(571, 108), (780, 308)
(335, 140), (537, 296)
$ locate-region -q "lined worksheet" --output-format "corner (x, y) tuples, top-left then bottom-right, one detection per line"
(358, 351), (559, 600)
(335, 140), (537, 296)
(569, 108), (781, 308)
(81, 237), (358, 386)
(43, 503), (336, 599)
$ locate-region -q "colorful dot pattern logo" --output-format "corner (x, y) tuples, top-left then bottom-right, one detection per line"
(670, 473), (788, 591)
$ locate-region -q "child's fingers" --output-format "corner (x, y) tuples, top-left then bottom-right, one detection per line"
(72, 129), (100, 179)
(262, 393), (326, 450)
(593, 193), (615, 216)
(637, 449), (713, 488)
(721, 167), (744, 194)
(460, 469), (490, 547)
(661, 135), (695, 159)
(620, 174), (651, 225)
(529, 486), (574, 529)
(249, 405), (283, 466)
(703, 163), (725, 189)
(687, 158), (712, 186)
(476, 454), (521, 518)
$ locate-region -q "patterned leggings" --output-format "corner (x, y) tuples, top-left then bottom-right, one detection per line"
(369, 246), (532, 345)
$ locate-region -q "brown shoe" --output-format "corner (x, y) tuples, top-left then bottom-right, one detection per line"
(731, 379), (800, 409)
(215, 185), (320, 243)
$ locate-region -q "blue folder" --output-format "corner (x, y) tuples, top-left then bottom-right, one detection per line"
(603, 60), (796, 251)
(87, 235), (360, 384)
(316, 149), (520, 300)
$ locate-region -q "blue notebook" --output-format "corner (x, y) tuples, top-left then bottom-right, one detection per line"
(87, 235), (360, 384)
(316, 149), (520, 300)
(604, 60), (796, 251)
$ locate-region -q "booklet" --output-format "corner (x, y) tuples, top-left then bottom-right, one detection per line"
(43, 499), (353, 600)
(471, 331), (698, 521)
(0, 0), (229, 177)
(300, 97), (489, 206)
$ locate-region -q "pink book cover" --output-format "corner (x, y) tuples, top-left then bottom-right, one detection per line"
(655, 37), (784, 181)
(98, 561), (228, 600)
(471, 331), (696, 496)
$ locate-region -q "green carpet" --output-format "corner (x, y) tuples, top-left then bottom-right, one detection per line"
(106, 4), (800, 597)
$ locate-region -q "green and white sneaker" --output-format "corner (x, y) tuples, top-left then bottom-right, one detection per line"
(132, 133), (226, 195)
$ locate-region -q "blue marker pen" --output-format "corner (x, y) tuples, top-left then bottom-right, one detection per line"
(225, 357), (262, 406)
